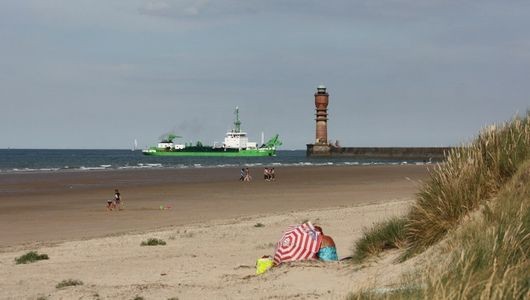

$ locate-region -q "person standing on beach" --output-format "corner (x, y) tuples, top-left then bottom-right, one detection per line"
(240, 168), (245, 181)
(264, 167), (270, 181)
(270, 168), (275, 181)
(114, 189), (121, 210)
(244, 167), (252, 182)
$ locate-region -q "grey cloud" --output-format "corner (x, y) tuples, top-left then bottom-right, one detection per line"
(136, 0), (501, 21)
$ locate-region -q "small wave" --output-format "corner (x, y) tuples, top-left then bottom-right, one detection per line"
(146, 163), (162, 167)
(80, 166), (107, 170)
(245, 163), (263, 167)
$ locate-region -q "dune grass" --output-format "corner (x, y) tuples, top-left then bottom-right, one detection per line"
(353, 112), (530, 263)
(141, 238), (167, 246)
(15, 251), (49, 264)
(351, 112), (530, 298)
(418, 161), (530, 299)
(406, 112), (530, 257)
(352, 217), (407, 263)
(350, 159), (530, 299)
(56, 279), (83, 289)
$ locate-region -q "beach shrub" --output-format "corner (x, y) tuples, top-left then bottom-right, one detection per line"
(347, 285), (423, 300)
(140, 238), (167, 246)
(350, 112), (530, 298)
(418, 161), (530, 299)
(133, 296), (144, 300)
(352, 217), (407, 263)
(254, 222), (265, 228)
(353, 112), (530, 262)
(56, 279), (83, 289)
(405, 112), (530, 257)
(15, 251), (49, 264)
(355, 160), (530, 299)
(410, 161), (529, 298)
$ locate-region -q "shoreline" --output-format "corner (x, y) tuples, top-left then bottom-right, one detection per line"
(0, 165), (429, 248)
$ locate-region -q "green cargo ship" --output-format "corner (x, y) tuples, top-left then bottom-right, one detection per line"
(142, 107), (281, 157)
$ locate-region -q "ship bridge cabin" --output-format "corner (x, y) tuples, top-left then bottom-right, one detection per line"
(223, 131), (257, 149)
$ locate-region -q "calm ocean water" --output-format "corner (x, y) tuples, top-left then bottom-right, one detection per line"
(0, 149), (422, 173)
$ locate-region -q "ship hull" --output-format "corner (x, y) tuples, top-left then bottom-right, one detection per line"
(142, 149), (275, 157)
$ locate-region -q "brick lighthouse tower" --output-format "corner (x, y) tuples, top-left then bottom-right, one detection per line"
(307, 85), (331, 156)
(315, 84), (329, 144)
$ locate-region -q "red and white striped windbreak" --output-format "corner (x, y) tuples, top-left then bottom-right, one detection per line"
(273, 222), (322, 265)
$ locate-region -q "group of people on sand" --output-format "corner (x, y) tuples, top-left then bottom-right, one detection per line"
(106, 189), (122, 211)
(240, 168), (252, 182)
(239, 167), (277, 182)
(263, 167), (275, 181)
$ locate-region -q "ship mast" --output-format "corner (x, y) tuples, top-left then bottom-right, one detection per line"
(234, 106), (241, 133)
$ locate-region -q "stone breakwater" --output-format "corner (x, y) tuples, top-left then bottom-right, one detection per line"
(306, 145), (452, 160)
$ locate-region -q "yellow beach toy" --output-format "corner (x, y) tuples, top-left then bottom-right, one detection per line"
(256, 256), (274, 275)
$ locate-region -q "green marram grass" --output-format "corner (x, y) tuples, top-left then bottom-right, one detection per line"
(56, 279), (83, 289)
(141, 238), (167, 246)
(406, 111), (530, 257)
(352, 217), (407, 263)
(15, 251), (49, 264)
(351, 112), (530, 298)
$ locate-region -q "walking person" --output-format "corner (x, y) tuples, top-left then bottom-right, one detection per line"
(244, 167), (252, 182)
(264, 167), (270, 181)
(239, 168), (245, 181)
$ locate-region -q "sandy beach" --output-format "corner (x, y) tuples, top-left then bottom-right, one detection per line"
(0, 165), (429, 299)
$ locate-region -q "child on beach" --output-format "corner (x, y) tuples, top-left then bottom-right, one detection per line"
(106, 198), (115, 211)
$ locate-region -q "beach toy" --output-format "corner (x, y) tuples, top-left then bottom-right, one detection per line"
(160, 204), (172, 210)
(256, 256), (274, 275)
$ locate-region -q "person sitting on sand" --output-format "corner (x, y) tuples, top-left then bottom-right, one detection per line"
(314, 226), (338, 261)
(106, 198), (115, 211)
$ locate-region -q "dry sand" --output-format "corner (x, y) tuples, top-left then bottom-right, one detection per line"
(0, 165), (429, 299)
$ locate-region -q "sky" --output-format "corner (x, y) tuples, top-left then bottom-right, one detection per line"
(1, 0), (529, 149)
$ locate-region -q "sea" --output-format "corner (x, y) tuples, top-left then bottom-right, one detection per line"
(0, 149), (424, 173)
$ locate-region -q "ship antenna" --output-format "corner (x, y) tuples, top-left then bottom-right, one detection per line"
(234, 106), (241, 133)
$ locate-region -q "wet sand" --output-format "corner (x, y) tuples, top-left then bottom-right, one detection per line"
(0, 165), (428, 249)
